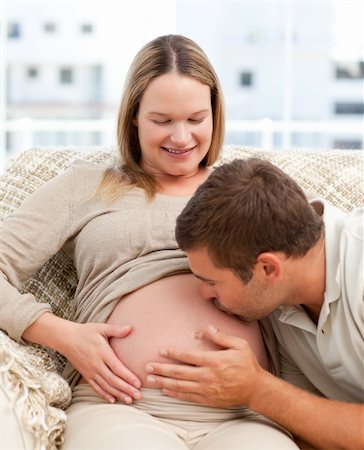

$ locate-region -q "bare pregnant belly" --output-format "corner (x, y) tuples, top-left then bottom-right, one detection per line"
(107, 273), (269, 387)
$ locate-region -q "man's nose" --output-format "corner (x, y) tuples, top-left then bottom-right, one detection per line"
(199, 282), (217, 301)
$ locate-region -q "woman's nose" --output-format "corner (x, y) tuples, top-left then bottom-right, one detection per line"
(170, 123), (190, 146)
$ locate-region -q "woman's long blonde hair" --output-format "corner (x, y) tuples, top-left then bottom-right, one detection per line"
(99, 34), (225, 200)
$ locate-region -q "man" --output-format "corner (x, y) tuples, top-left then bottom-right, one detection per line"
(145, 158), (364, 449)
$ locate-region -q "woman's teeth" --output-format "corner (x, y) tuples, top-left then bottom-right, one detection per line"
(163, 147), (192, 154)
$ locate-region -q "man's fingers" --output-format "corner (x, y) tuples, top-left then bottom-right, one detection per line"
(146, 373), (200, 393)
(207, 325), (248, 350)
(153, 327), (247, 367)
(161, 389), (207, 405)
(145, 362), (203, 381)
(156, 347), (219, 367)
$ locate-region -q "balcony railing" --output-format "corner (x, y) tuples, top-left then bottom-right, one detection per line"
(1, 118), (363, 172)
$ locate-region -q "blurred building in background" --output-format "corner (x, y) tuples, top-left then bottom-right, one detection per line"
(0, 0), (363, 170)
(0, 1), (176, 166)
(176, 0), (364, 150)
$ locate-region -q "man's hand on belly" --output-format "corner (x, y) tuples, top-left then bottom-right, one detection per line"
(144, 325), (266, 408)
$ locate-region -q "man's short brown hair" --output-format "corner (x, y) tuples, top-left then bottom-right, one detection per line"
(176, 158), (323, 282)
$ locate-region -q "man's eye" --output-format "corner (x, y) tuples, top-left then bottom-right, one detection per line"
(213, 299), (225, 311)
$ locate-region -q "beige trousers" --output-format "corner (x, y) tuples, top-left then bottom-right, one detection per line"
(62, 384), (298, 450)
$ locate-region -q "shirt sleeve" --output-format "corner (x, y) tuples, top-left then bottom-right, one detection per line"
(342, 207), (363, 339)
(279, 344), (323, 396)
(0, 165), (76, 341)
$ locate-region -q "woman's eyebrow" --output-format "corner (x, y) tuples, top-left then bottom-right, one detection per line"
(148, 109), (210, 116)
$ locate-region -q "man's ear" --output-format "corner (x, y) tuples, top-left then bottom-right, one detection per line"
(256, 252), (283, 283)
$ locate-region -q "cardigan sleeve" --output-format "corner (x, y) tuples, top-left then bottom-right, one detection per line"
(0, 165), (76, 342)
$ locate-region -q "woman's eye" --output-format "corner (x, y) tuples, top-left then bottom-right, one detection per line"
(152, 119), (171, 125)
(189, 118), (203, 124)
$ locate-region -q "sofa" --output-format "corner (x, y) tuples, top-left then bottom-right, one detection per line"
(0, 145), (362, 449)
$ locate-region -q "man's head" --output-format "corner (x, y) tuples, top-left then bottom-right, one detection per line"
(175, 158), (323, 319)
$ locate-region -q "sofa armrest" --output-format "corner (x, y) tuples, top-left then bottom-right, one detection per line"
(0, 330), (71, 449)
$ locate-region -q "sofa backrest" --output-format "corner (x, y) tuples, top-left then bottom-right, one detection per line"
(0, 145), (362, 370)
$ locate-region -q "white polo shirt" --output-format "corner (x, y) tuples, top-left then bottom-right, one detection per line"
(269, 200), (364, 402)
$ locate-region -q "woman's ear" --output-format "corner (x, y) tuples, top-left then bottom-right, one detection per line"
(256, 252), (283, 283)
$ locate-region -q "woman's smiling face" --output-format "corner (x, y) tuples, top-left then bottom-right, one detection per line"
(134, 72), (213, 180)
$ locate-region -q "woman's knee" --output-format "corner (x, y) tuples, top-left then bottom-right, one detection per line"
(194, 419), (299, 450)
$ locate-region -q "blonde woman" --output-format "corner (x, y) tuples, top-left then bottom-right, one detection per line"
(0, 35), (298, 449)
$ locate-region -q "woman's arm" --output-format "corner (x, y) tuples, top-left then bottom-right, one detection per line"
(0, 166), (76, 341)
(0, 166), (141, 403)
(23, 312), (142, 403)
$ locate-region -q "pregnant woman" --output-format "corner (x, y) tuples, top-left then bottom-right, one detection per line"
(0, 35), (298, 449)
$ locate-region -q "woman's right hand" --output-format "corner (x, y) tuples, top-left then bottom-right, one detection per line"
(61, 322), (142, 404)
(22, 313), (142, 404)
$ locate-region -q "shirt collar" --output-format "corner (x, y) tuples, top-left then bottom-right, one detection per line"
(277, 199), (346, 333)
(311, 198), (346, 305)
(277, 305), (317, 334)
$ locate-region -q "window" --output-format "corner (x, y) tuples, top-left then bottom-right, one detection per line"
(333, 139), (362, 150)
(59, 68), (73, 84)
(44, 22), (57, 33)
(81, 23), (94, 34)
(240, 72), (253, 87)
(27, 67), (39, 79)
(336, 61), (364, 79)
(7, 22), (21, 39)
(246, 31), (265, 44)
(335, 102), (364, 115)
(1, 1), (363, 172)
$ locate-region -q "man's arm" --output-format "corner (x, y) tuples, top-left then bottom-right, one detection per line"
(248, 366), (363, 450)
(145, 326), (364, 450)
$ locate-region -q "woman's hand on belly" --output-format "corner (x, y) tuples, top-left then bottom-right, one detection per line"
(144, 325), (267, 408)
(65, 322), (142, 404)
